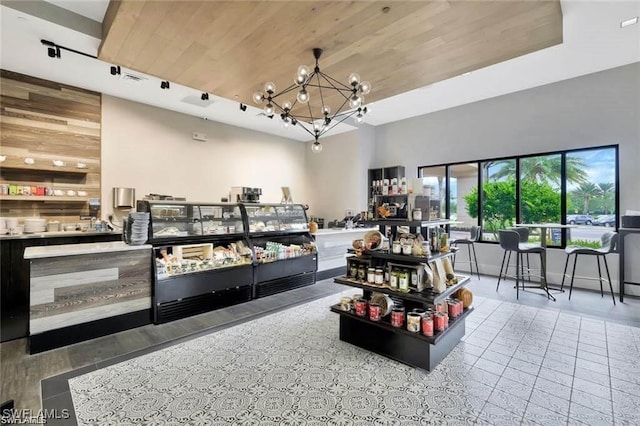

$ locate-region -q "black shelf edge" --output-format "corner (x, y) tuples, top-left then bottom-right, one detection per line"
(330, 304), (474, 345)
(367, 250), (455, 263)
(249, 230), (310, 237)
(156, 263), (252, 281)
(334, 275), (471, 304)
(361, 219), (451, 227)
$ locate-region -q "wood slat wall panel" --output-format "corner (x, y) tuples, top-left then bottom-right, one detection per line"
(0, 70), (102, 226)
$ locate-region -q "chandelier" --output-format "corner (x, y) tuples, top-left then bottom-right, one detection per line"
(253, 48), (370, 153)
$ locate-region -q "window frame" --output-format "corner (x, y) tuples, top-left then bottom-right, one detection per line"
(417, 144), (620, 248)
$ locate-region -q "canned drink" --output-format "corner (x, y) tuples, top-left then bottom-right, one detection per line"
(448, 301), (457, 319)
(434, 313), (446, 331)
(407, 313), (421, 333)
(369, 303), (382, 321)
(421, 316), (434, 337)
(391, 307), (405, 328)
(355, 298), (367, 317)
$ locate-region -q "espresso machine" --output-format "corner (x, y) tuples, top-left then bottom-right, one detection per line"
(230, 186), (262, 203)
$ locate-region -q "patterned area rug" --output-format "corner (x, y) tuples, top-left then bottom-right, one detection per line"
(69, 292), (640, 425)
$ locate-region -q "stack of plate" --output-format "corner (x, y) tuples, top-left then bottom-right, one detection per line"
(125, 212), (150, 245)
(23, 218), (46, 233)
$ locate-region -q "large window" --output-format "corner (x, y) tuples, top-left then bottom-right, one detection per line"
(417, 145), (618, 248)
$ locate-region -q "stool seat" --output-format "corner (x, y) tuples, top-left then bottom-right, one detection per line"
(451, 226), (481, 279)
(561, 232), (617, 305)
(497, 229), (553, 300)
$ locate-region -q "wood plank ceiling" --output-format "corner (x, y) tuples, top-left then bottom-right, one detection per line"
(99, 1), (562, 120)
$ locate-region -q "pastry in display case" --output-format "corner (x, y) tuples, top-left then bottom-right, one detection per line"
(243, 203), (309, 233)
(155, 240), (253, 279)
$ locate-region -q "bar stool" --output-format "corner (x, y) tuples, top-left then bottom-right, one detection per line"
(561, 232), (617, 305)
(497, 229), (554, 300)
(509, 227), (539, 282)
(451, 225), (481, 279)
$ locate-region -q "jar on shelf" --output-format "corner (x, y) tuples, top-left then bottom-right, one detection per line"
(392, 241), (402, 254)
(357, 265), (366, 282)
(374, 268), (384, 285)
(398, 269), (409, 292)
(355, 298), (368, 317)
(421, 316), (434, 337)
(369, 303), (382, 321)
(367, 267), (376, 284)
(407, 313), (421, 332)
(349, 263), (358, 278)
(389, 268), (398, 289)
(391, 307), (405, 328)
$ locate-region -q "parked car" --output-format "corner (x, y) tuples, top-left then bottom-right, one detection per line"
(593, 214), (616, 227)
(566, 214), (594, 225)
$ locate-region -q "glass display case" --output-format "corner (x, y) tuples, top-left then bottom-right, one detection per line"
(137, 200), (244, 241)
(244, 203), (309, 233)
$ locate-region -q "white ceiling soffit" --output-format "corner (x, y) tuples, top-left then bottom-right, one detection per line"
(1, 0), (639, 140)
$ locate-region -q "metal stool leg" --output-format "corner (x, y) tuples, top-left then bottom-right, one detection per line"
(452, 242), (458, 268)
(569, 254), (579, 300)
(471, 243), (480, 279)
(516, 251), (520, 300)
(603, 255), (616, 305)
(560, 253), (570, 291)
(540, 250), (555, 301)
(497, 250), (507, 291)
(596, 255), (604, 298)
(467, 244), (472, 277)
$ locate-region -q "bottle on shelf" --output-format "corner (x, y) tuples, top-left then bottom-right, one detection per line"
(389, 267), (398, 289)
(398, 268), (409, 291)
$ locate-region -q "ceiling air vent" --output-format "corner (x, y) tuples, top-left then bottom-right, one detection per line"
(121, 73), (147, 84)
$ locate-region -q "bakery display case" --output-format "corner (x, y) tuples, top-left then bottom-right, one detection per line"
(245, 203), (317, 298)
(138, 200), (245, 241)
(137, 200), (253, 324)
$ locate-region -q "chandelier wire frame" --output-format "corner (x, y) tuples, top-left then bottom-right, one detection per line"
(253, 48), (369, 147)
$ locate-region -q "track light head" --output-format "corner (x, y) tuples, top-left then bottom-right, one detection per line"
(47, 46), (60, 58)
(201, 92), (209, 101)
(239, 103), (247, 112)
(110, 65), (121, 76)
(160, 80), (170, 90)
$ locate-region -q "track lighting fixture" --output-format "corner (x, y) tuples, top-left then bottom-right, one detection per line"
(201, 92), (209, 101)
(41, 39), (96, 60)
(110, 65), (121, 76)
(239, 103), (247, 112)
(47, 46), (60, 58)
(160, 81), (170, 90)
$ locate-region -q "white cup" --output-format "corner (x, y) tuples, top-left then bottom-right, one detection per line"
(53, 160), (66, 167)
(66, 190), (76, 196)
(24, 157), (34, 164)
(77, 190), (87, 196)
(0, 155), (6, 162)
(6, 218), (18, 229)
(76, 162), (87, 169)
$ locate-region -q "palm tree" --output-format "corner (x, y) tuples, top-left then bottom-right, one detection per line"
(572, 183), (602, 214)
(489, 156), (588, 186)
(597, 182), (615, 214)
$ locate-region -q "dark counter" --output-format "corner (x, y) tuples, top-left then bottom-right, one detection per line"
(1, 232), (123, 342)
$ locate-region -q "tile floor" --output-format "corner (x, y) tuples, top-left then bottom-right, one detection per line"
(53, 286), (640, 425)
(460, 295), (640, 425)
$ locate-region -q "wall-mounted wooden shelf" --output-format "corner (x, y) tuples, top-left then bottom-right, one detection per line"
(0, 196), (88, 202)
(0, 164), (89, 175)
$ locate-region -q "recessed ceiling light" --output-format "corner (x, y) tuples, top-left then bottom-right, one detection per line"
(462, 72), (472, 76)
(621, 17), (638, 28)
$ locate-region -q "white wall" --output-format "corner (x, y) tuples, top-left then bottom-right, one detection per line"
(101, 95), (308, 218)
(304, 124), (376, 224)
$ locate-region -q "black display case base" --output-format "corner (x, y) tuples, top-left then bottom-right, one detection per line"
(29, 309), (151, 354)
(155, 285), (252, 324)
(254, 272), (316, 298)
(338, 313), (465, 371)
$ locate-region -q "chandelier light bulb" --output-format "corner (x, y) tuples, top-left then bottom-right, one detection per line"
(252, 92), (264, 104)
(349, 95), (362, 109)
(282, 117), (290, 128)
(282, 101), (292, 111)
(297, 89), (309, 103)
(264, 103), (274, 116)
(355, 113), (364, 124)
(359, 81), (371, 95)
(311, 142), (323, 153)
(264, 82), (276, 94)
(297, 65), (310, 77)
(322, 105), (331, 115)
(348, 73), (361, 86)
(294, 74), (306, 86)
